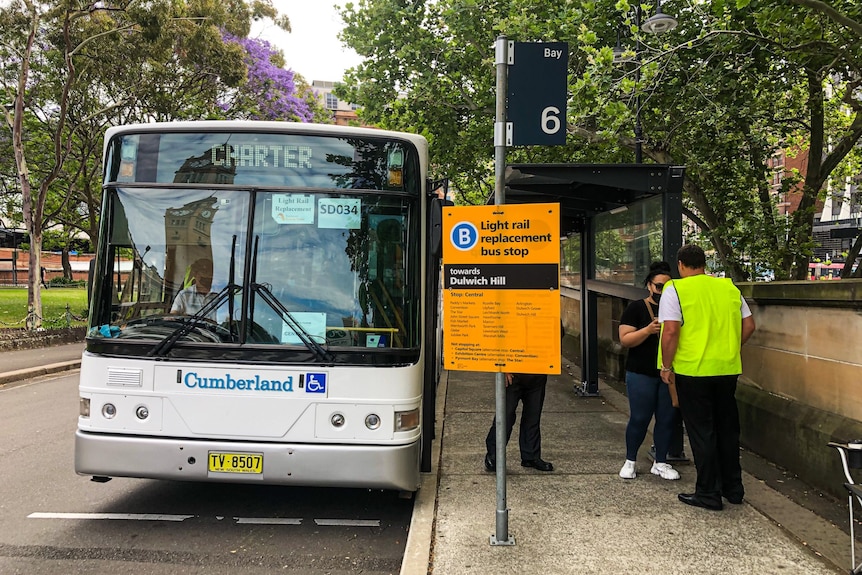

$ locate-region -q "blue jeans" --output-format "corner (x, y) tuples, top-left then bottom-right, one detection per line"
(625, 371), (675, 463)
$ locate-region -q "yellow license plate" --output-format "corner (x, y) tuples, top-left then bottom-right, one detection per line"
(208, 452), (263, 474)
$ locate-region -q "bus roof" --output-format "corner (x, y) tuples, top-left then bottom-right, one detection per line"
(103, 121), (428, 158)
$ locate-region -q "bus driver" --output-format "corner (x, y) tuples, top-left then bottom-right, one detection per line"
(170, 258), (217, 321)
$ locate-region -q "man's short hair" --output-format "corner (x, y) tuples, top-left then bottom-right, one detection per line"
(191, 258), (213, 275)
(677, 244), (706, 269)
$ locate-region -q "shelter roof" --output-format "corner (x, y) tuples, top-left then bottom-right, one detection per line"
(491, 163), (685, 234)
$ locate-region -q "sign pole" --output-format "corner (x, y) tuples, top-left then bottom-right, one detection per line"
(490, 34), (514, 547)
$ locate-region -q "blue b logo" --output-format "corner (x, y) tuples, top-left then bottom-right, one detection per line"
(450, 222), (478, 251)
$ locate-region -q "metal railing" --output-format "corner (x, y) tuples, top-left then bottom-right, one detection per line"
(0, 304), (86, 330)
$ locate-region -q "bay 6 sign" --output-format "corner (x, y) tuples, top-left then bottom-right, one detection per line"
(507, 42), (568, 146)
(442, 203), (561, 374)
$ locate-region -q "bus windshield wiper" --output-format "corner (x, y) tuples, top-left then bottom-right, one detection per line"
(249, 236), (334, 363)
(149, 237), (241, 358)
(252, 283), (334, 363)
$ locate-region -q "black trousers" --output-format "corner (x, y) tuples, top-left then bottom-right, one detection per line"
(675, 374), (744, 505)
(485, 374), (547, 461)
(669, 410), (685, 456)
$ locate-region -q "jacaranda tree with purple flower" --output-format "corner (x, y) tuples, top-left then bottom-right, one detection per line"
(220, 32), (330, 123)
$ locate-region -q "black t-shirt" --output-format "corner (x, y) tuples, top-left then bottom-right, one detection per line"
(620, 299), (660, 376)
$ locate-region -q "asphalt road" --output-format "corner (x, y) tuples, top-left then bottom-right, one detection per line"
(0, 372), (413, 575)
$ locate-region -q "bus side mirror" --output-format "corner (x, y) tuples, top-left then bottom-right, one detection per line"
(429, 198), (453, 259)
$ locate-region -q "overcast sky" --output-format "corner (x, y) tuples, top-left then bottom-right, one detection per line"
(251, 1), (364, 83)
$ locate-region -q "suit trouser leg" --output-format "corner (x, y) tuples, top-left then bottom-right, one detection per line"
(485, 380), (522, 457)
(714, 375), (744, 500)
(517, 378), (547, 461)
(669, 410), (685, 456)
(676, 374), (722, 506)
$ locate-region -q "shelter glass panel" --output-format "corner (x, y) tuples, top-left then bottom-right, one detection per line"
(593, 195), (663, 286)
(560, 235), (581, 289)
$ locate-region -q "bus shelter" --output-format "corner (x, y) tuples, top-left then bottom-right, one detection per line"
(492, 163), (685, 395)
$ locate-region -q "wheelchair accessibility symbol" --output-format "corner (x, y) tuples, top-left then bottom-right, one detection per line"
(305, 373), (327, 393)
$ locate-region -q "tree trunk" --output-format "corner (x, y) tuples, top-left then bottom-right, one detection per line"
(682, 179), (749, 281)
(650, 148), (749, 281)
(12, 4), (42, 329)
(786, 70), (862, 279)
(27, 234), (43, 329)
(62, 247), (72, 280)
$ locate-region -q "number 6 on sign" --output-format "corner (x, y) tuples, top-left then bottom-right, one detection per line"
(541, 106), (561, 135)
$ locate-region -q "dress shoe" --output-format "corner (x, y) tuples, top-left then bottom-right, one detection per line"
(484, 453), (496, 472)
(678, 493), (723, 510)
(723, 494), (744, 505)
(521, 458), (554, 472)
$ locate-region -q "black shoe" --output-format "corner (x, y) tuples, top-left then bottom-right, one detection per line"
(484, 453), (496, 472)
(666, 452), (689, 463)
(521, 458), (554, 472)
(723, 494), (744, 504)
(678, 493), (723, 511)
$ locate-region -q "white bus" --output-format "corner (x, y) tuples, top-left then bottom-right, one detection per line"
(76, 121), (446, 493)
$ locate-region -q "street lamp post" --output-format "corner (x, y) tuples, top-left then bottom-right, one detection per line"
(613, 1), (678, 164)
(634, 6), (644, 163)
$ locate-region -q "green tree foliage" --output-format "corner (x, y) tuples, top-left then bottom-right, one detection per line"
(0, 0), (320, 326)
(339, 0), (862, 280)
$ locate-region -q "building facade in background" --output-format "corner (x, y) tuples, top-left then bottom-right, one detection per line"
(768, 146), (861, 276)
(312, 80), (361, 126)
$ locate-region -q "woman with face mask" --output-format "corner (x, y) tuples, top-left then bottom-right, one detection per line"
(617, 261), (680, 481)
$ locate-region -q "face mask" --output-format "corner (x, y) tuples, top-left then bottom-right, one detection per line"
(652, 292), (662, 304)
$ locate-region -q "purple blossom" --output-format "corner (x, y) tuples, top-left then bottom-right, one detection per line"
(220, 31), (314, 122)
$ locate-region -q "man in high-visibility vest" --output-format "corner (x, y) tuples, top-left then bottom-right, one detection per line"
(658, 244), (756, 511)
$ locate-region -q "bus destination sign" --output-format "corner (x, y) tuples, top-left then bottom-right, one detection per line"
(442, 203), (561, 374)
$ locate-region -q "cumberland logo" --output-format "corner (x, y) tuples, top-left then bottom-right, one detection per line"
(183, 371), (327, 394)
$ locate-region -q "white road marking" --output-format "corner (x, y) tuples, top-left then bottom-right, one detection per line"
(28, 512), (193, 521)
(314, 519), (380, 527)
(235, 517), (303, 525)
(28, 512), (381, 527)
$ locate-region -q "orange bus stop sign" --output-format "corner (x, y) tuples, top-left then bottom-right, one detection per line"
(442, 203), (560, 374)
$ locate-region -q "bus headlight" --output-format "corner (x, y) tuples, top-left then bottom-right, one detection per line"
(331, 413), (345, 428)
(395, 408), (419, 431)
(80, 397), (90, 418)
(101, 403), (117, 419)
(135, 405), (149, 420)
(365, 413), (381, 430)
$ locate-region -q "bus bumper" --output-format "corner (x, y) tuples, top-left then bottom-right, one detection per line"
(75, 430), (420, 492)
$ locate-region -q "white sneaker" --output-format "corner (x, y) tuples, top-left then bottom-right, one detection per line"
(619, 460), (637, 479)
(651, 461), (680, 480)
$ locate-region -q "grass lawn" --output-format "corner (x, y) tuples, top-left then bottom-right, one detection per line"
(0, 287), (89, 328)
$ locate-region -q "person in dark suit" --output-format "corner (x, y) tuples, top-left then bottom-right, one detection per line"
(484, 373), (553, 472)
(483, 323), (564, 473)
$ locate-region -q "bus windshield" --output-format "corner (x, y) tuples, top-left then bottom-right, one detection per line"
(88, 129), (421, 362)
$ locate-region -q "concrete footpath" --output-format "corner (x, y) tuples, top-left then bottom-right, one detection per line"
(402, 361), (852, 575)
(0, 342), (84, 386)
(0, 345), (853, 574)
